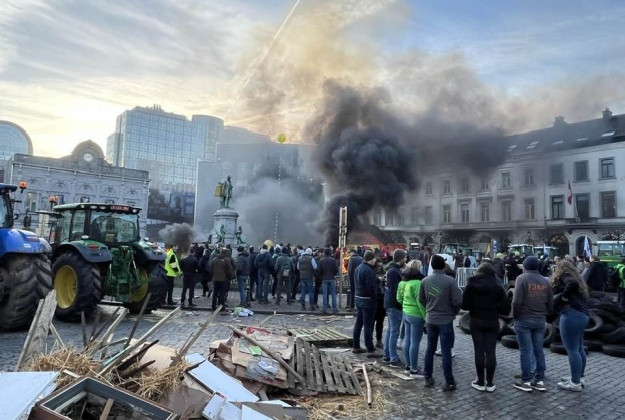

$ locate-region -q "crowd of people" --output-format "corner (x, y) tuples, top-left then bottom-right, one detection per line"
(162, 241), (625, 394)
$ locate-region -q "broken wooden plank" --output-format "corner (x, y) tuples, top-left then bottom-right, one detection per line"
(124, 292), (151, 347)
(336, 356), (356, 395)
(320, 350), (340, 393)
(99, 398), (114, 420)
(15, 290), (57, 371)
(302, 340), (315, 391)
(347, 361), (363, 396)
(172, 305), (222, 365)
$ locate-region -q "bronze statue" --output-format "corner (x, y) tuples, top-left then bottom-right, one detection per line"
(215, 176), (233, 209)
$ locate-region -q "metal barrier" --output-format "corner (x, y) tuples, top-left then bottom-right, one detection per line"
(455, 268), (478, 291)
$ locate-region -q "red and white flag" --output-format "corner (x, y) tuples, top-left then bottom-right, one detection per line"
(567, 180), (573, 205)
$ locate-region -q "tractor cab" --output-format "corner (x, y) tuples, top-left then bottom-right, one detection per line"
(52, 203), (141, 247)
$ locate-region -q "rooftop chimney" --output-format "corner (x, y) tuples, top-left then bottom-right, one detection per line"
(603, 107), (613, 121)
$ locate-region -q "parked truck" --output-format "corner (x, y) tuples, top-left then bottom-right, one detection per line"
(49, 203), (167, 320)
(0, 183), (53, 330)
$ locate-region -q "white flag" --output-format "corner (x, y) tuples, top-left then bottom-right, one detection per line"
(584, 235), (591, 257)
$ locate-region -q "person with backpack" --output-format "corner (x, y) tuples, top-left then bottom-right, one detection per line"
(274, 247), (294, 305)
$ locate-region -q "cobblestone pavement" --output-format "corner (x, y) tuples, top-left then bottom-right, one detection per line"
(2, 291), (624, 420)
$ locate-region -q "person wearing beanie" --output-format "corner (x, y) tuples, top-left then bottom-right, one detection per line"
(382, 249), (407, 366)
(512, 255), (553, 392)
(273, 246), (294, 305)
(419, 253), (463, 391)
(318, 247), (340, 314)
(235, 246), (250, 307)
(352, 249), (381, 357)
(254, 244), (272, 304)
(347, 248), (364, 310)
(297, 247), (318, 310)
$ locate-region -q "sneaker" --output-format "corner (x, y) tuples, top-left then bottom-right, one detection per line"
(410, 369), (425, 379)
(424, 377), (435, 388)
(382, 357), (391, 363)
(485, 384), (496, 392)
(388, 360), (402, 368)
(442, 382), (457, 392)
(351, 348), (365, 354)
(513, 381), (533, 392)
(560, 376), (585, 387)
(434, 349), (456, 357)
(530, 380), (547, 392)
(557, 380), (583, 392)
(396, 338), (404, 349)
(471, 380), (486, 392)
(404, 366), (411, 375)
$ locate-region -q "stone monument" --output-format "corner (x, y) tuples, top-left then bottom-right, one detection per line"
(211, 176), (246, 246)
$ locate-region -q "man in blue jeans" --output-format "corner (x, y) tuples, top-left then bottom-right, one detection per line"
(512, 256), (553, 392)
(352, 250), (381, 357)
(419, 255), (463, 391)
(383, 249), (407, 366)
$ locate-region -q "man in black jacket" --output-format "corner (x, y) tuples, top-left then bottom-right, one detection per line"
(584, 255), (608, 291)
(179, 249), (199, 307)
(347, 249), (363, 310)
(383, 249), (406, 365)
(248, 246), (258, 301)
(352, 250), (381, 357)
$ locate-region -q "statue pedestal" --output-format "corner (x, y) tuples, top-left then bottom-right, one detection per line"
(212, 208), (239, 246)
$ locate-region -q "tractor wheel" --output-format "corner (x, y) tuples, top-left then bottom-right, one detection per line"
(126, 263), (167, 314)
(0, 254), (53, 331)
(53, 252), (103, 321)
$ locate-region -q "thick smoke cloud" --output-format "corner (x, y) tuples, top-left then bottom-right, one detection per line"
(158, 223), (198, 253)
(235, 176), (324, 248)
(305, 80), (507, 244)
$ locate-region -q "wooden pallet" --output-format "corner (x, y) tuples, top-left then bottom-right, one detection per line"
(287, 327), (353, 347)
(289, 339), (362, 395)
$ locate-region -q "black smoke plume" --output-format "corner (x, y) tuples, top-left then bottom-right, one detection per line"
(158, 223), (197, 253)
(305, 80), (507, 245)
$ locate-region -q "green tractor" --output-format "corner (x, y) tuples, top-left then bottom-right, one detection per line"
(50, 203), (167, 320)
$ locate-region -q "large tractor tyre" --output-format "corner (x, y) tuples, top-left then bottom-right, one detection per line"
(459, 313), (471, 334)
(0, 254), (53, 331)
(53, 252), (103, 321)
(501, 335), (519, 349)
(126, 264), (168, 314)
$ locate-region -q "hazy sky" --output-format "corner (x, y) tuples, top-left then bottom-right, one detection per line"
(2, 0), (624, 158)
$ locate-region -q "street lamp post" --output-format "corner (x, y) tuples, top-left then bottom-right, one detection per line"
(338, 206), (347, 308)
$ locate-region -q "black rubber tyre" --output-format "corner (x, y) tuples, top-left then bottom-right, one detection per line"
(594, 302), (625, 316)
(500, 320), (515, 337)
(591, 308), (622, 325)
(0, 254), (53, 331)
(501, 335), (519, 349)
(599, 326), (625, 344)
(583, 339), (603, 352)
(601, 344), (625, 358)
(125, 263), (167, 314)
(549, 342), (567, 355)
(53, 252), (103, 321)
(459, 312), (471, 334)
(584, 312), (604, 334)
(543, 323), (558, 347)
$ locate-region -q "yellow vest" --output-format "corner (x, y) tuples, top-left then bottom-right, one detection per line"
(165, 249), (181, 277)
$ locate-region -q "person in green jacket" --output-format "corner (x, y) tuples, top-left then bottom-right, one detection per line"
(397, 259), (426, 377)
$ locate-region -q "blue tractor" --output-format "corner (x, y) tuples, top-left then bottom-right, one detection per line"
(0, 184), (53, 330)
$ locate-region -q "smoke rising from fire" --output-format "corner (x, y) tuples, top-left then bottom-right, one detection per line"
(158, 223), (198, 253)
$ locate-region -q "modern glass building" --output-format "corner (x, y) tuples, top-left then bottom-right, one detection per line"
(107, 106), (223, 232)
(0, 120), (33, 160)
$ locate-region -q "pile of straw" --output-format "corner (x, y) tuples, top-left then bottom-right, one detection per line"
(113, 361), (190, 401)
(27, 346), (102, 388)
(296, 389), (392, 420)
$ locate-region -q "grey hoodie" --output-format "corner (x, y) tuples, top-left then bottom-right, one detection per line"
(418, 269), (463, 325)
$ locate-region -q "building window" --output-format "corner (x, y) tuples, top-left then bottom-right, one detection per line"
(443, 205), (451, 224)
(480, 202), (489, 222)
(410, 207), (418, 225)
(525, 199), (535, 220)
(461, 203), (470, 222)
(374, 212), (381, 226)
(551, 196), (564, 219)
(524, 168), (534, 186)
(501, 201), (512, 222)
(574, 161), (588, 182)
(601, 191), (616, 218)
(386, 212), (394, 226)
(425, 182), (432, 196)
(80, 196), (90, 203)
(104, 199), (115, 204)
(575, 194), (589, 219)
(600, 157), (615, 179)
(425, 206), (432, 225)
(460, 177), (470, 193)
(501, 172), (511, 189)
(550, 163), (564, 185)
(443, 180), (451, 195)
(481, 178), (489, 191)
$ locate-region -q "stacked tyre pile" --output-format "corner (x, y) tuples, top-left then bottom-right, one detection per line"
(458, 291), (625, 358)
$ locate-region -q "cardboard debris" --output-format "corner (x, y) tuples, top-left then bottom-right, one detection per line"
(186, 353), (259, 403)
(159, 384), (212, 419)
